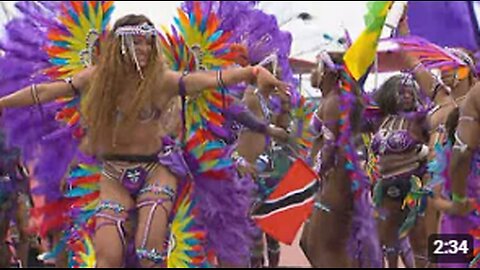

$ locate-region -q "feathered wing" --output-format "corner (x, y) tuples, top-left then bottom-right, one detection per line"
(161, 1), (240, 177)
(0, 0), (113, 199)
(0, 1), (67, 196)
(160, 2), (247, 266)
(0, 2), (114, 267)
(387, 36), (469, 71)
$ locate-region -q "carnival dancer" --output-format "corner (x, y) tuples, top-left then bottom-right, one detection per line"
(0, 8), (288, 267)
(234, 60), (291, 268)
(434, 84), (480, 267)
(367, 73), (430, 268)
(399, 25), (480, 267)
(387, 15), (478, 266)
(177, 3), (303, 267)
(301, 48), (382, 268)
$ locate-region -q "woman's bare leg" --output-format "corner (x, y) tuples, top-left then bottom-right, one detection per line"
(408, 215), (429, 267)
(135, 165), (177, 268)
(94, 177), (134, 268)
(303, 169), (353, 268)
(379, 198), (412, 268)
(15, 193), (30, 267)
(250, 231), (265, 268)
(266, 234), (280, 268)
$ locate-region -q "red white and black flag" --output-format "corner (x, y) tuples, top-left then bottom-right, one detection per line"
(251, 158), (320, 245)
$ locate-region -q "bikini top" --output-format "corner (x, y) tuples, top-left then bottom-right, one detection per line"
(371, 115), (421, 156)
(115, 106), (162, 124)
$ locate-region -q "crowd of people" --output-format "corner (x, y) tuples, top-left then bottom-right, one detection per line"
(0, 1), (478, 268)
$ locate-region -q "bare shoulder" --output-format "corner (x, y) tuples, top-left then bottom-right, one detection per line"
(468, 82), (480, 103)
(74, 66), (97, 90)
(82, 66), (96, 77)
(157, 69), (182, 98)
(463, 82), (480, 114)
(320, 94), (340, 120)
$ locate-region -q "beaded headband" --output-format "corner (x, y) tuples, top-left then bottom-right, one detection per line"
(114, 22), (157, 37)
(115, 22), (158, 79)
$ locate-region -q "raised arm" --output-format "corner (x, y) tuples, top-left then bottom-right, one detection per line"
(447, 84), (480, 215)
(271, 91), (292, 130)
(0, 67), (94, 110)
(397, 10), (452, 105)
(164, 65), (288, 98)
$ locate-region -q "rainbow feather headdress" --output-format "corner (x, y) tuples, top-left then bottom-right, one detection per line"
(44, 1), (114, 79)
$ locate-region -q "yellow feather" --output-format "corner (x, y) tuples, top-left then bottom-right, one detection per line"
(92, 2), (102, 30)
(77, 9), (91, 37)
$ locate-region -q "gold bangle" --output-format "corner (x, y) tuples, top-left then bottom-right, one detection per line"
(30, 84), (40, 105)
(30, 84), (44, 116)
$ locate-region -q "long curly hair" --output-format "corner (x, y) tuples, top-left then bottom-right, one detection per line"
(82, 14), (165, 153)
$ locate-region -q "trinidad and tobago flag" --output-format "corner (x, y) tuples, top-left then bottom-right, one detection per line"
(251, 158), (320, 245)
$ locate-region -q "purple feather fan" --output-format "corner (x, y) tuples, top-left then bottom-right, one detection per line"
(0, 1), (79, 201)
(193, 171), (257, 265)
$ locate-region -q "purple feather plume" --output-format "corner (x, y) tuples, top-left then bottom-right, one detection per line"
(193, 171), (256, 265)
(0, 1), (79, 202)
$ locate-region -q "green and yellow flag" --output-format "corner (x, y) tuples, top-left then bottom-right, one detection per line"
(343, 1), (393, 80)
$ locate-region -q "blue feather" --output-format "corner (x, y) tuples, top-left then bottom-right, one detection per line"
(207, 30), (222, 43)
(53, 40), (71, 48)
(174, 17), (186, 36)
(83, 2), (90, 21)
(68, 8), (80, 26)
(200, 17), (207, 33)
(102, 5), (115, 30)
(51, 58), (69, 66)
(65, 187), (94, 197)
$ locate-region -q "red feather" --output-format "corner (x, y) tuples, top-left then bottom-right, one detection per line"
(199, 149), (224, 163)
(70, 1), (83, 16)
(69, 174), (101, 186)
(193, 1), (203, 27)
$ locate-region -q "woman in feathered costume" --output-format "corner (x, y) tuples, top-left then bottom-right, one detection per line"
(390, 15), (479, 267)
(368, 73), (429, 268)
(300, 35), (382, 267)
(0, 3), (288, 268)
(437, 88), (480, 268)
(174, 2), (302, 267)
(234, 59), (291, 268)
(395, 18), (480, 269)
(190, 3), (301, 267)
